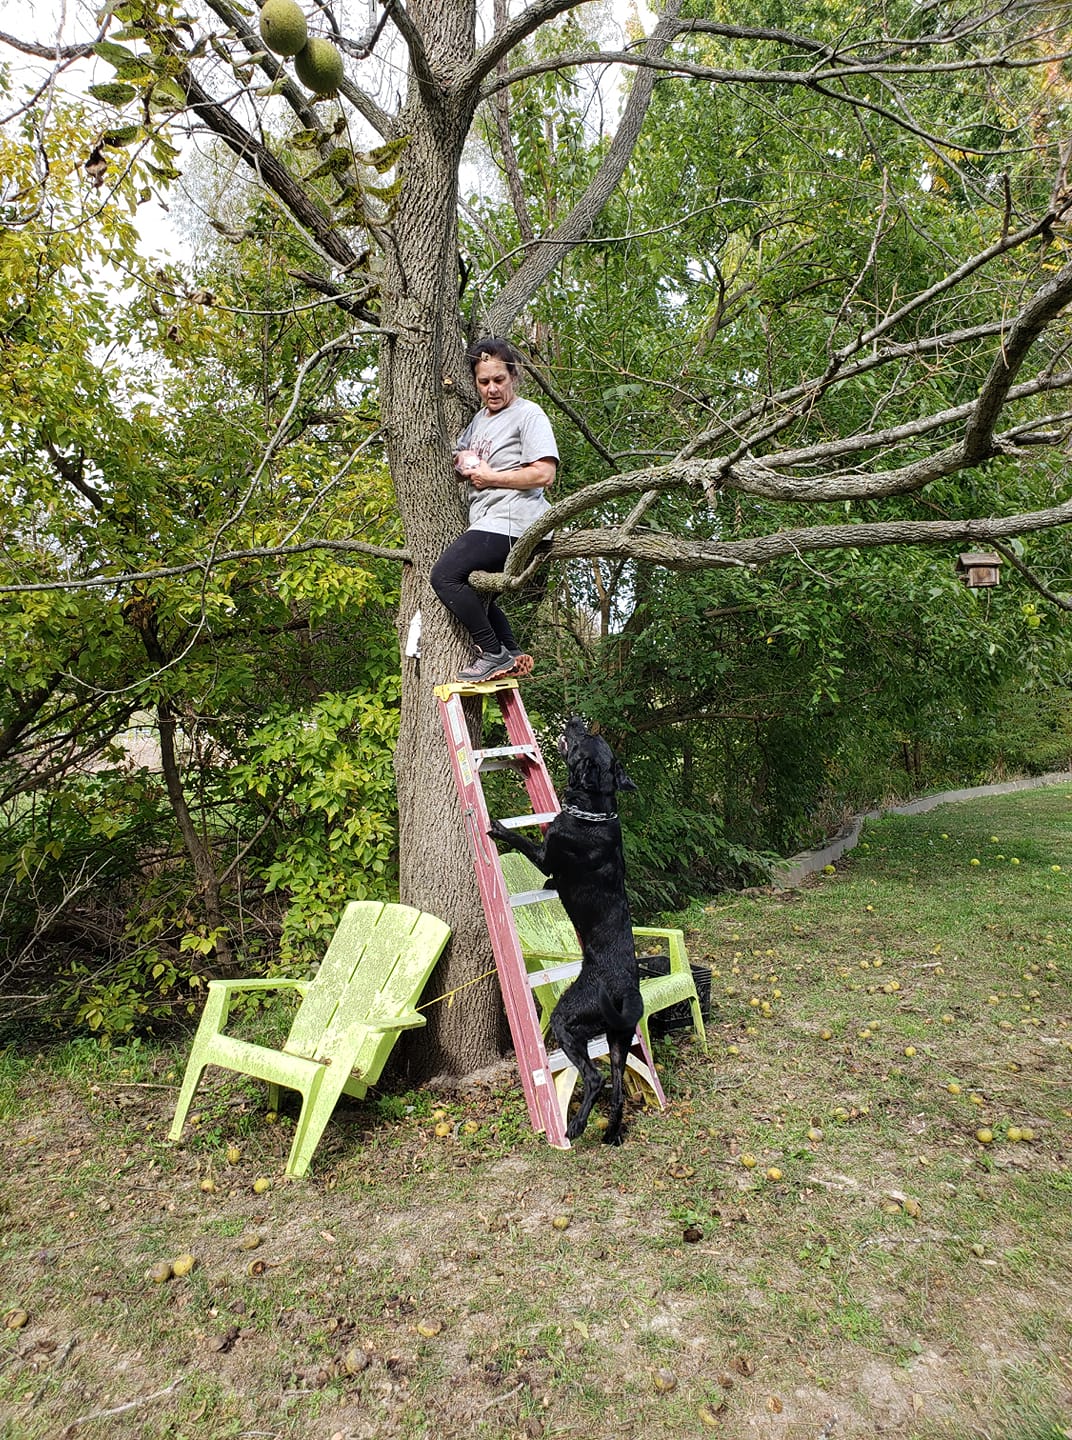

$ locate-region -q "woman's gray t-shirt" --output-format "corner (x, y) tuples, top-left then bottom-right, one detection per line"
(456, 396), (558, 538)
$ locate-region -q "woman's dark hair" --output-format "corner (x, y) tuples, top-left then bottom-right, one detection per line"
(467, 336), (519, 375)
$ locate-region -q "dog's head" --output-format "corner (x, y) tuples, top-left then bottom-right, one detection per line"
(558, 716), (636, 806)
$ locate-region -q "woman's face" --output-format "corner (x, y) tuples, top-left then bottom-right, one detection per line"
(474, 357), (516, 414)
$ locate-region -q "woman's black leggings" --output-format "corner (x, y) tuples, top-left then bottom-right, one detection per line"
(430, 529), (516, 653)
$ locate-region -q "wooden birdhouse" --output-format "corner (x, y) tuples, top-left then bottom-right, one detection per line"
(956, 551), (1003, 588)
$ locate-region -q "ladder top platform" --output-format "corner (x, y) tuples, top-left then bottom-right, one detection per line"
(434, 677), (521, 701)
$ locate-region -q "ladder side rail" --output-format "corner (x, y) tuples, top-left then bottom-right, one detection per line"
(437, 692), (568, 1146)
(495, 688), (667, 1110)
(439, 694), (544, 1050)
(497, 689), (560, 819)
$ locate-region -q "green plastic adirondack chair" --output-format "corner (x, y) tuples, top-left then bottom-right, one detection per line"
(499, 851), (708, 1054)
(169, 901), (450, 1177)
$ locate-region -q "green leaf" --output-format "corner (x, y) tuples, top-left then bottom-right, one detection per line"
(103, 126), (143, 147)
(363, 136), (410, 173)
(88, 82), (137, 105)
(149, 78), (187, 110)
(92, 40), (141, 67)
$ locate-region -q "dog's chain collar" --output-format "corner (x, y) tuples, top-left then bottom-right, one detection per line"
(562, 804), (618, 823)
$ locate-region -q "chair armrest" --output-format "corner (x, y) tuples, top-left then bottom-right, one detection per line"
(363, 1007), (427, 1033)
(206, 977), (311, 996)
(632, 926), (689, 973)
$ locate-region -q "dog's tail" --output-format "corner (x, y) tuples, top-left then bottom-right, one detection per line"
(596, 979), (643, 1035)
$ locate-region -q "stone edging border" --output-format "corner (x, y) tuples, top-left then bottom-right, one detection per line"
(773, 770), (1072, 890)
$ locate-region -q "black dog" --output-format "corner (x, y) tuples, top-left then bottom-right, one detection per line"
(489, 717), (643, 1145)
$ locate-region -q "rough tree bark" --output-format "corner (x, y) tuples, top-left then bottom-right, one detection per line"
(377, 2), (507, 1075)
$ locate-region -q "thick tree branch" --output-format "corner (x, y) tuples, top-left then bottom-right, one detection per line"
(384, 0), (438, 104)
(735, 373), (1072, 494)
(462, 0), (591, 89)
(475, 500), (1072, 591)
(963, 262), (1072, 462)
(178, 71), (378, 317)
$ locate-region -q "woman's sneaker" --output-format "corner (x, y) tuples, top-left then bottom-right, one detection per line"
(457, 646), (517, 683)
(507, 650), (534, 677)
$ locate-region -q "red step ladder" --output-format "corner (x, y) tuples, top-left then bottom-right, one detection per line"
(435, 677), (665, 1147)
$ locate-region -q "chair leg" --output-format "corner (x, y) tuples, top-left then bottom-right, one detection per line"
(689, 996), (708, 1052)
(282, 1071), (340, 1179)
(169, 1062), (207, 1141)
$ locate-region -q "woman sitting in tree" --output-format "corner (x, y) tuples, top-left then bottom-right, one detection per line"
(431, 337), (558, 684)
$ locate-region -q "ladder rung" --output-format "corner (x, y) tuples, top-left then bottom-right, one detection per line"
(508, 887), (559, 907)
(474, 744), (538, 765)
(527, 961), (581, 988)
(545, 1035), (610, 1070)
(496, 812), (557, 830)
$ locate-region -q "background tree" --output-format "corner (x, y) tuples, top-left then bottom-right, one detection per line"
(0, 93), (402, 1033)
(2, 0), (1071, 1072)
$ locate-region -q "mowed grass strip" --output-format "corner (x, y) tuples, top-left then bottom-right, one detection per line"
(0, 784), (1068, 1440)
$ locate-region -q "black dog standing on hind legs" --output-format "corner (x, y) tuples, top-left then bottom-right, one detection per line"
(488, 717), (644, 1146)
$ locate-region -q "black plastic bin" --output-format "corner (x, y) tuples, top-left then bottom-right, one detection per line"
(636, 955), (713, 1036)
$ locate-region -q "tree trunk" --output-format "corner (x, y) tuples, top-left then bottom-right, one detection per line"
(381, 2), (507, 1079)
(156, 696), (234, 973)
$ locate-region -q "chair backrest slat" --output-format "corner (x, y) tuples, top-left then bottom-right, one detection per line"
(282, 901), (383, 1057)
(283, 903), (449, 1083)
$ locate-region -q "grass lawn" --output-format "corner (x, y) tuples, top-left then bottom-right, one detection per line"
(0, 784), (1069, 1440)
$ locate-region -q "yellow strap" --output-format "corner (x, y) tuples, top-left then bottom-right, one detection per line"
(416, 965), (499, 1011)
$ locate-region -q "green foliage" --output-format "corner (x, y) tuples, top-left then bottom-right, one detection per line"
(0, 97), (403, 1039)
(231, 684), (401, 963)
(462, 6), (1072, 880)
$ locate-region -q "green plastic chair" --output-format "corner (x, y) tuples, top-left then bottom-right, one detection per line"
(168, 901), (451, 1177)
(499, 851), (708, 1055)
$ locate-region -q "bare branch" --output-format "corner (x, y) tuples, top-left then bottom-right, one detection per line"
(0, 536), (409, 598)
(963, 262), (1072, 462)
(992, 541), (1072, 612)
(520, 361), (619, 468)
(483, 0), (684, 336)
(683, 216), (1072, 463)
(488, 0), (535, 250)
(0, 29), (94, 60)
(488, 46), (1071, 144)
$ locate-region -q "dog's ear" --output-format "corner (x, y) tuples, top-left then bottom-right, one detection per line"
(614, 759), (637, 792)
